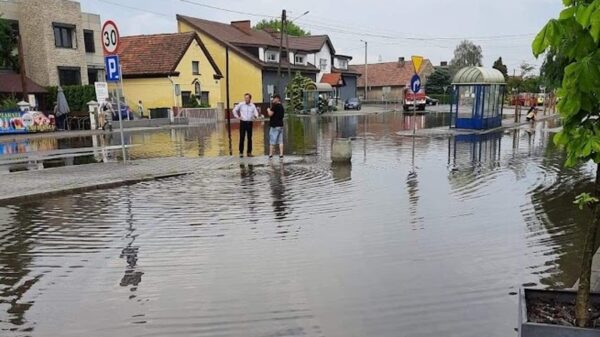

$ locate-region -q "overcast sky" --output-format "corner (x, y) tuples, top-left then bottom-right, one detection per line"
(79, 0), (563, 73)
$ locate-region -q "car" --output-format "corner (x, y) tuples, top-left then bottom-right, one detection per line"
(109, 101), (134, 121)
(426, 96), (439, 106)
(344, 98), (362, 110)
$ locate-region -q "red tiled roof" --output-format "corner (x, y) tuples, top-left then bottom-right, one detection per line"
(0, 74), (47, 94)
(117, 32), (222, 78)
(349, 60), (433, 87)
(320, 73), (344, 86)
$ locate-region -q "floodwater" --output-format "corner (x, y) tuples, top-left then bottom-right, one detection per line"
(0, 112), (595, 337)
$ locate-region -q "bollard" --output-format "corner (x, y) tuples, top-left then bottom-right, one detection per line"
(331, 138), (352, 163)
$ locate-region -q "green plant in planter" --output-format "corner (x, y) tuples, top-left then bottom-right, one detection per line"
(533, 0), (600, 327)
(0, 96), (18, 110)
(286, 72), (312, 113)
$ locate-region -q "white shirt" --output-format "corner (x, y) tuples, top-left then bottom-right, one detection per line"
(233, 102), (259, 121)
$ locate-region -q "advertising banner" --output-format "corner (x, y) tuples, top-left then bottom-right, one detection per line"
(0, 110), (56, 134)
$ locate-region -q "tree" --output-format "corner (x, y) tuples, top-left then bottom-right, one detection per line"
(253, 19), (309, 37)
(426, 67), (451, 94)
(492, 57), (509, 80)
(0, 15), (18, 71)
(533, 0), (600, 328)
(286, 72), (312, 112)
(520, 61), (536, 78)
(540, 50), (570, 90)
(449, 40), (483, 75)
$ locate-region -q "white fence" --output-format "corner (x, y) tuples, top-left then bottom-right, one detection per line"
(179, 108), (220, 124)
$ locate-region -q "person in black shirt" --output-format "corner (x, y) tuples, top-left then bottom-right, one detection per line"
(267, 94), (285, 159)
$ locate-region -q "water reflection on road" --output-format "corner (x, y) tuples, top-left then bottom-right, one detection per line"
(1, 113), (594, 337)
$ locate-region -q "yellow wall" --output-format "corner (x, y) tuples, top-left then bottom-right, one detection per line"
(115, 35), (223, 111)
(173, 37), (222, 107)
(178, 20), (263, 104)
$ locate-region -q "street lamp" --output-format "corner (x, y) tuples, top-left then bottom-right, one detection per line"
(289, 10), (310, 23)
(360, 39), (368, 101)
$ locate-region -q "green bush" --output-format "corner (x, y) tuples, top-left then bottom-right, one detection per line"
(46, 85), (96, 112)
(0, 96), (18, 110)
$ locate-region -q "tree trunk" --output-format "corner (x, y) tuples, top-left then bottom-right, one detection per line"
(575, 163), (600, 327)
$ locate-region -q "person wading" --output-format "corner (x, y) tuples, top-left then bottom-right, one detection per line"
(267, 94), (285, 159)
(233, 93), (260, 158)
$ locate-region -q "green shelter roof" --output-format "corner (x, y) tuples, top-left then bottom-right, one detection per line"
(452, 67), (506, 85)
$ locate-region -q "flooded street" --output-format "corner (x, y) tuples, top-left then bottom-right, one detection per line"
(0, 113), (594, 337)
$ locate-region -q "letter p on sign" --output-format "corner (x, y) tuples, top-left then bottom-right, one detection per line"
(105, 55), (120, 82)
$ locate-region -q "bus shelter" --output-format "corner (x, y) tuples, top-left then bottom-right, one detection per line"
(304, 82), (333, 113)
(451, 67), (506, 130)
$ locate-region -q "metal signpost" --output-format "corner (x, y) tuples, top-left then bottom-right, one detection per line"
(411, 55), (424, 136)
(102, 20), (127, 163)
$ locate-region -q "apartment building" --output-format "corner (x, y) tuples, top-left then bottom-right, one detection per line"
(0, 0), (105, 87)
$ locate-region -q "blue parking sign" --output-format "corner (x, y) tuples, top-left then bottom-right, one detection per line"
(105, 55), (121, 82)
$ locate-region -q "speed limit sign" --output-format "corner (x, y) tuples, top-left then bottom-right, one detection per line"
(102, 20), (120, 54)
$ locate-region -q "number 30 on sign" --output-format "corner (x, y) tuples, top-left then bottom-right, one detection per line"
(101, 20), (120, 55)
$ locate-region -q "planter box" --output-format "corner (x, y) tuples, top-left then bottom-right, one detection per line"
(519, 289), (600, 337)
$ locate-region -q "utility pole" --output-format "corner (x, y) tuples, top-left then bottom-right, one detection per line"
(17, 34), (28, 101)
(277, 9), (286, 96)
(285, 19), (291, 85)
(359, 40), (368, 101)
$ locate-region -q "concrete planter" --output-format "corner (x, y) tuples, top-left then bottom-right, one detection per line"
(331, 138), (352, 163)
(519, 289), (600, 337)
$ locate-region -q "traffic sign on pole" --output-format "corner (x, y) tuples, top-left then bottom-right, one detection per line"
(411, 55), (424, 74)
(104, 55), (121, 81)
(410, 74), (421, 93)
(102, 20), (120, 55)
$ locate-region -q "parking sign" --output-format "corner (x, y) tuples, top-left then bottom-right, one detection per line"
(105, 55), (120, 82)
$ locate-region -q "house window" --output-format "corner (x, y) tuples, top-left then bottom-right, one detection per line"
(87, 68), (99, 85)
(58, 67), (81, 86)
(53, 23), (75, 49)
(192, 61), (200, 75)
(83, 30), (95, 53)
(338, 59), (348, 70)
(295, 55), (305, 64)
(182, 91), (192, 107)
(266, 51), (279, 63)
(319, 58), (328, 71)
(201, 91), (210, 106)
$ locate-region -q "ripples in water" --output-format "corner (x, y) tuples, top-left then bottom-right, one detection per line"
(0, 116), (594, 337)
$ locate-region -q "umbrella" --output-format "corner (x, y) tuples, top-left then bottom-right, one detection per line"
(56, 87), (70, 117)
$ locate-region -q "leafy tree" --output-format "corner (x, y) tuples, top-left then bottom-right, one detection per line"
(520, 61), (536, 78)
(492, 57), (509, 80)
(254, 19), (309, 37)
(426, 67), (451, 94)
(449, 40), (483, 75)
(540, 50), (570, 90)
(533, 0), (600, 328)
(0, 15), (18, 71)
(286, 72), (312, 112)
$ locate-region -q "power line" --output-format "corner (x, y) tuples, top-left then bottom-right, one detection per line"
(94, 0), (171, 17)
(179, 0), (278, 19)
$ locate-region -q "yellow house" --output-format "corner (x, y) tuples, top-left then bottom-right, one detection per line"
(115, 32), (223, 113)
(177, 16), (264, 105)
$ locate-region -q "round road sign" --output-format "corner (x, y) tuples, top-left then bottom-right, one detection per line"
(102, 20), (120, 54)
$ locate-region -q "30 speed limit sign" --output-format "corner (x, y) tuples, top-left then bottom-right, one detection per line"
(102, 20), (120, 54)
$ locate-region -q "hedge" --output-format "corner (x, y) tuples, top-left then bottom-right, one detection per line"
(46, 85), (96, 112)
(428, 94), (453, 105)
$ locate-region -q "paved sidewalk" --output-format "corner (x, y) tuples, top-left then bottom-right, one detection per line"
(0, 156), (300, 205)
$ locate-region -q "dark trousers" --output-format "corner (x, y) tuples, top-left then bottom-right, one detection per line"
(239, 121), (253, 155)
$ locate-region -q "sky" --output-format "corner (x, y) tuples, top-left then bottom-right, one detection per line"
(78, 0), (564, 74)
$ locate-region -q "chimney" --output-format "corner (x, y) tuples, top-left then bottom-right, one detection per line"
(440, 61), (448, 67)
(231, 20), (252, 34)
(398, 57), (405, 67)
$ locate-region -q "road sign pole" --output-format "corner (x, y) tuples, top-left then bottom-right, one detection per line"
(116, 69), (126, 164)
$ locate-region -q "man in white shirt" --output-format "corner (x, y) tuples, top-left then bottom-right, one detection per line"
(233, 93), (260, 157)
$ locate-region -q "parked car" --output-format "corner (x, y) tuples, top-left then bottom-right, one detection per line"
(344, 98), (362, 110)
(426, 96), (439, 106)
(110, 101), (134, 121)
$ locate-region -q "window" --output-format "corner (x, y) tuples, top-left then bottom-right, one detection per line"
(295, 55), (305, 64)
(87, 68), (99, 85)
(201, 91), (210, 106)
(83, 30), (95, 53)
(192, 61), (200, 75)
(338, 59), (348, 70)
(266, 51), (279, 63)
(53, 23), (75, 48)
(58, 67), (81, 86)
(319, 58), (328, 71)
(382, 86), (391, 96)
(182, 91), (192, 107)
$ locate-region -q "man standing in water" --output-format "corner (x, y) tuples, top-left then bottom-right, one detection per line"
(267, 94), (285, 159)
(233, 93), (260, 158)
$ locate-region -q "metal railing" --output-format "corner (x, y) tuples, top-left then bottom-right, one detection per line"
(179, 108), (219, 125)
